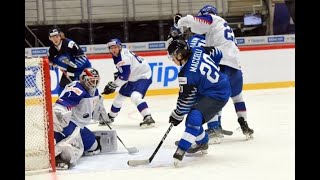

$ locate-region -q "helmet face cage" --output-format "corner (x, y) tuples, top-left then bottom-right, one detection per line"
(107, 38), (122, 49)
(198, 5), (217, 16)
(80, 68), (100, 94)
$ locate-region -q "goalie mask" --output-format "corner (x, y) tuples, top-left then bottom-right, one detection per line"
(80, 68), (100, 96)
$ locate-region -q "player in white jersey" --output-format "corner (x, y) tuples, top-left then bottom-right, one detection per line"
(53, 68), (103, 169)
(177, 5), (254, 139)
(100, 38), (155, 128)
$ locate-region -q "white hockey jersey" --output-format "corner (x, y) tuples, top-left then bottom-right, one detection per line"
(112, 48), (151, 87)
(56, 81), (99, 128)
(178, 14), (241, 70)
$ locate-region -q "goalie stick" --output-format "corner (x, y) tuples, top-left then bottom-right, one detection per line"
(105, 122), (138, 154)
(61, 70), (73, 83)
(127, 123), (174, 167)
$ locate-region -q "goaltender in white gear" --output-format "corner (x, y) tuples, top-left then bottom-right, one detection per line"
(53, 67), (117, 169)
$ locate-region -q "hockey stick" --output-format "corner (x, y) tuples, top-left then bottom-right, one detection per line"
(61, 70), (73, 83)
(127, 123), (174, 167)
(105, 122), (139, 154)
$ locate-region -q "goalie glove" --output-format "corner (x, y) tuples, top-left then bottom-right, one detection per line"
(53, 104), (72, 133)
(169, 109), (184, 126)
(102, 81), (117, 95)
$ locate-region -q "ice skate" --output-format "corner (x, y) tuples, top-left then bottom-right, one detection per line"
(238, 117), (254, 139)
(206, 128), (223, 144)
(173, 147), (186, 167)
(98, 113), (114, 126)
(186, 143), (208, 154)
(55, 154), (71, 170)
(83, 137), (101, 156)
(139, 115), (155, 128)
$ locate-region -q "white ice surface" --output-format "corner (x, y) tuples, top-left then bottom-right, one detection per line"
(26, 88), (295, 180)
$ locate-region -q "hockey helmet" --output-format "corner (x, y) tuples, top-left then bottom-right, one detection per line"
(167, 39), (190, 61)
(107, 38), (122, 49)
(198, 5), (218, 16)
(48, 28), (61, 37)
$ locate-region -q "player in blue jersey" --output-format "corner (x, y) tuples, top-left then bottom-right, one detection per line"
(166, 39), (231, 166)
(167, 21), (229, 143)
(99, 38), (155, 128)
(53, 68), (103, 169)
(176, 6), (254, 140)
(48, 27), (92, 95)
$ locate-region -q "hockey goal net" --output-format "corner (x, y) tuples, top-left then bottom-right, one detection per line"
(25, 57), (56, 173)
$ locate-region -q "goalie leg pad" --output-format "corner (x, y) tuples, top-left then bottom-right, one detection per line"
(92, 130), (118, 153)
(55, 126), (84, 167)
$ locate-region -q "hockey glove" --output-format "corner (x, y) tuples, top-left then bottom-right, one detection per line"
(211, 47), (223, 64)
(203, 46), (223, 65)
(169, 109), (184, 126)
(174, 13), (182, 26)
(53, 105), (72, 133)
(102, 81), (117, 95)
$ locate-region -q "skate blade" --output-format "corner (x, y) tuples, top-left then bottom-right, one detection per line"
(245, 134), (254, 140)
(173, 159), (181, 168)
(140, 123), (155, 128)
(208, 137), (222, 144)
(201, 150), (208, 154)
(186, 149), (208, 156)
(56, 163), (70, 170)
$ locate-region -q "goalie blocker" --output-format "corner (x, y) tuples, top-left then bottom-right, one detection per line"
(91, 130), (118, 153)
(84, 130), (118, 156)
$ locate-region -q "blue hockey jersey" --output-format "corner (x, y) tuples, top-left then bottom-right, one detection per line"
(48, 38), (92, 78)
(175, 46), (230, 115)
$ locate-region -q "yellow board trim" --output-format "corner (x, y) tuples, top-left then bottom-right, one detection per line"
(50, 81), (295, 102)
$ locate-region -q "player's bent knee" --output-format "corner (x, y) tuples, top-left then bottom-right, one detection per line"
(130, 91), (143, 105)
(232, 93), (244, 103)
(186, 110), (203, 128)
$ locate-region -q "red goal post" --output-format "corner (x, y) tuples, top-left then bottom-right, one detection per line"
(25, 57), (56, 173)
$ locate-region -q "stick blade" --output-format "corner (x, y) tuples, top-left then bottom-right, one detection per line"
(127, 159), (150, 167)
(222, 129), (233, 136)
(127, 147), (139, 154)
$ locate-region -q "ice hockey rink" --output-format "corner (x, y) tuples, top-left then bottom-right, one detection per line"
(26, 87), (295, 180)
